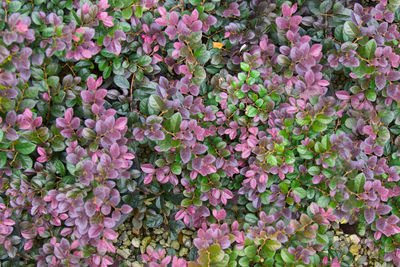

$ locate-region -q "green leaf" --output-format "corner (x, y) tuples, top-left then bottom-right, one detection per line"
(317, 195), (330, 208)
(189, 0), (202, 5)
(319, 0), (333, 13)
(209, 244), (224, 262)
(181, 198), (192, 207)
(311, 120), (327, 132)
(146, 214), (163, 228)
(365, 89), (376, 101)
(15, 142), (37, 155)
(316, 233), (329, 245)
(42, 27), (55, 37)
(244, 213), (258, 224)
(267, 155), (278, 166)
(245, 106), (258, 117)
(8, 1), (22, 12)
(365, 39), (377, 59)
(265, 240), (281, 251)
(114, 75), (130, 89)
(244, 245), (257, 259)
(240, 62), (250, 72)
(280, 248), (295, 263)
(316, 114), (332, 124)
(308, 166), (320, 175)
(343, 21), (361, 39)
(0, 129), (3, 143)
(135, 6), (143, 18)
(122, 7), (133, 19)
(169, 220), (185, 231)
(55, 160), (66, 176)
(378, 109), (395, 125)
(238, 72), (247, 82)
(138, 55), (152, 66)
(250, 70), (260, 78)
(171, 163), (182, 175)
(239, 257), (250, 266)
(0, 152), (6, 168)
(170, 112), (182, 133)
(148, 95), (165, 111)
(293, 187), (307, 199)
(47, 76), (60, 87)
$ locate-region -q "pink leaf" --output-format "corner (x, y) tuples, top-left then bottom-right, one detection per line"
(364, 208), (375, 224)
(141, 164), (155, 174)
(155, 18), (168, 27)
(275, 17), (289, 29)
(103, 228), (118, 240)
(143, 174), (153, 184)
(335, 90), (350, 100)
(375, 74), (386, 90)
(281, 4), (292, 17)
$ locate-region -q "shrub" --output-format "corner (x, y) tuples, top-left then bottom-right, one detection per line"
(1, 0), (400, 266)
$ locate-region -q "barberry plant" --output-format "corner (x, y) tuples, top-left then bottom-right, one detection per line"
(1, 0), (400, 266)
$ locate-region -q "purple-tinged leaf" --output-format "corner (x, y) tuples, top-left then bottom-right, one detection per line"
(88, 224), (103, 238)
(387, 71), (400, 81)
(120, 204), (133, 214)
(103, 228), (118, 240)
(375, 74), (386, 90)
(192, 157), (203, 171)
(336, 90), (350, 100)
(192, 144), (207, 154)
(180, 147), (191, 163)
(85, 201), (97, 217)
(377, 205), (392, 215)
(275, 17), (289, 29)
(155, 17), (168, 26)
(191, 20), (202, 32)
(364, 207), (375, 224)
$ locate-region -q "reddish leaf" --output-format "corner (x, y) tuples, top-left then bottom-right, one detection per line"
(375, 74), (386, 90)
(364, 208), (375, 224)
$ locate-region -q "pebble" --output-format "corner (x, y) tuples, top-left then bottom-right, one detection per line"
(117, 248), (130, 259)
(179, 247), (188, 257)
(171, 240), (180, 250)
(142, 237), (151, 247)
(349, 234), (360, 244)
(123, 240), (131, 246)
(131, 238), (140, 248)
(181, 230), (194, 235)
(349, 244), (360, 255)
(160, 240), (166, 246)
(183, 236), (192, 248)
(120, 232), (128, 242)
(154, 228), (164, 235)
(131, 262), (143, 267)
(162, 232), (169, 239)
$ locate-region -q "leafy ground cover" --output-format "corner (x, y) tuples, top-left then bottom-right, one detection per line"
(1, 0), (400, 266)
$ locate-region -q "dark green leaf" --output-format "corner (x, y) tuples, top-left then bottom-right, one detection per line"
(0, 152), (6, 168)
(15, 142), (36, 155)
(343, 21), (361, 39)
(138, 55), (152, 66)
(122, 7), (133, 19)
(146, 214), (163, 228)
(280, 248), (295, 263)
(265, 240), (281, 251)
(148, 95), (165, 111)
(114, 75), (130, 89)
(244, 245), (257, 259)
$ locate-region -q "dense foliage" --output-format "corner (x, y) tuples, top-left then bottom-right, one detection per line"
(1, 0), (400, 266)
